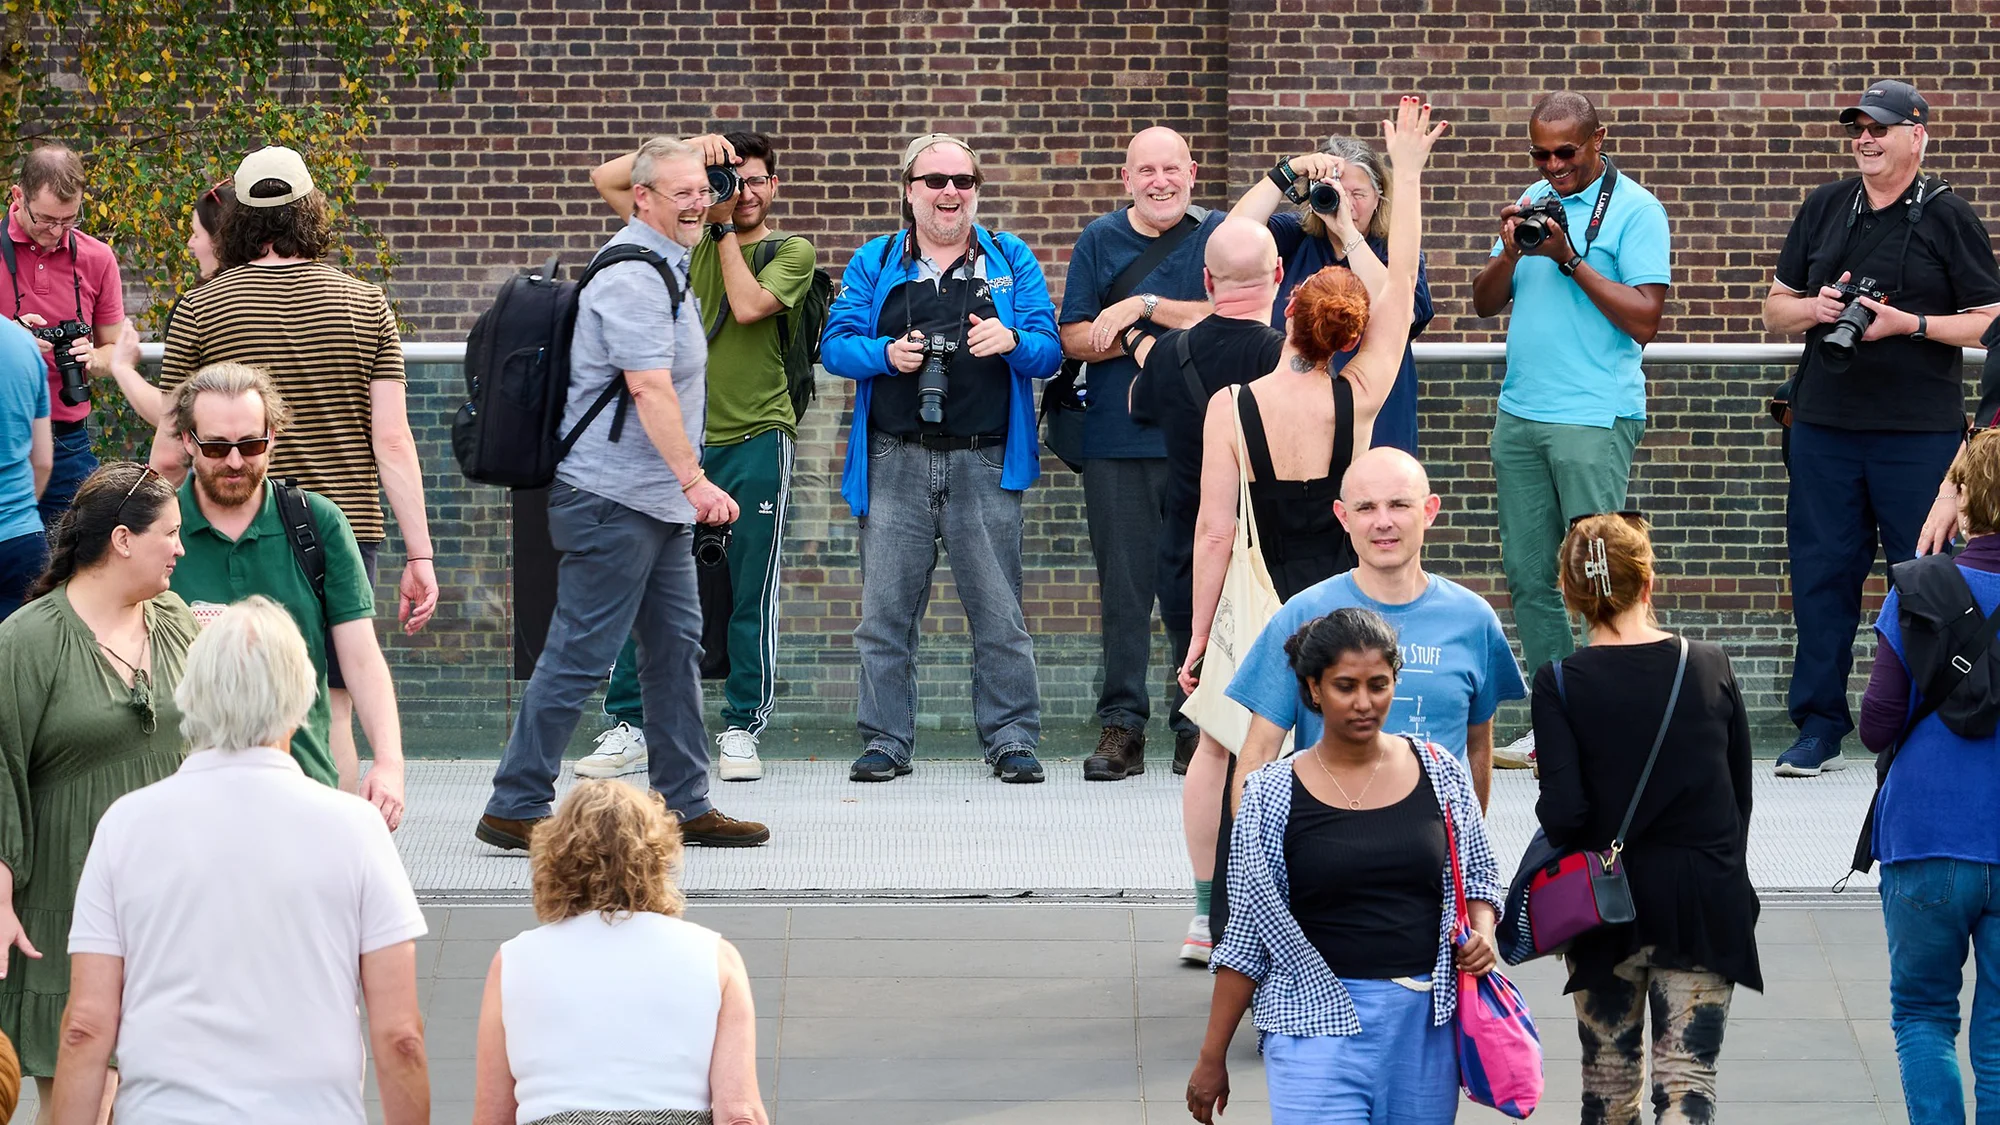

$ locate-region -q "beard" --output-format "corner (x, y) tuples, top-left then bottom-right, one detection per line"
(196, 462), (264, 507)
(917, 199), (976, 246)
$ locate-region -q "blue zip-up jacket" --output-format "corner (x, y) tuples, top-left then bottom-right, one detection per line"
(819, 225), (1061, 517)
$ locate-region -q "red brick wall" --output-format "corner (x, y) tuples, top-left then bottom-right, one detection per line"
(369, 1), (2000, 737)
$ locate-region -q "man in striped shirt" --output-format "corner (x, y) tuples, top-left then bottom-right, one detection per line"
(148, 145), (437, 809)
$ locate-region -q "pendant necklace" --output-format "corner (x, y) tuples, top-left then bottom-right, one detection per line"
(1311, 739), (1385, 810)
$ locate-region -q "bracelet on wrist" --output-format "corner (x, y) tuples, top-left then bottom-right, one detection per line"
(406, 555), (433, 562)
(680, 470), (707, 493)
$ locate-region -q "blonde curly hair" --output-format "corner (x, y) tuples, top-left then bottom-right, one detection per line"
(530, 781), (686, 923)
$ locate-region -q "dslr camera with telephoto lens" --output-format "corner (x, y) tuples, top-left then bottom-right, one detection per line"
(1512, 197), (1569, 251)
(693, 522), (733, 568)
(1819, 276), (1890, 369)
(916, 333), (957, 426)
(35, 318), (93, 406)
(706, 164), (740, 205)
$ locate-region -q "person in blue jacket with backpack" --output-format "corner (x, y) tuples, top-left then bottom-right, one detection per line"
(820, 132), (1061, 784)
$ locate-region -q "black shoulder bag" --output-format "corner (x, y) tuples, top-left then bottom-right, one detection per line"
(1041, 207), (1207, 471)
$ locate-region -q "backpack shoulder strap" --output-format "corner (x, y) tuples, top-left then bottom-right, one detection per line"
(581, 243), (684, 317)
(272, 479), (327, 605)
(1174, 331), (1203, 405)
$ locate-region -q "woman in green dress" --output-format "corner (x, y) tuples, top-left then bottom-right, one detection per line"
(0, 462), (190, 1115)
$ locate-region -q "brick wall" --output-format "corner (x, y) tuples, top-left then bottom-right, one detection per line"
(359, 1), (2000, 746)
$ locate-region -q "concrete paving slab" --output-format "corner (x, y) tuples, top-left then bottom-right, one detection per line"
(782, 975), (1136, 1021)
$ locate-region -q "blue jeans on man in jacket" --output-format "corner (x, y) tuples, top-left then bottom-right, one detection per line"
(1880, 858), (2000, 1125)
(854, 436), (1039, 764)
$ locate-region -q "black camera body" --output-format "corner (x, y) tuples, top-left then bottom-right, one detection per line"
(34, 318), (92, 406)
(693, 522), (733, 568)
(916, 333), (957, 426)
(706, 164), (740, 205)
(1820, 276), (1890, 369)
(1512, 197), (1569, 251)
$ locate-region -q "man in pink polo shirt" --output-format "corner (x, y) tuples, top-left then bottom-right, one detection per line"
(4, 144), (126, 525)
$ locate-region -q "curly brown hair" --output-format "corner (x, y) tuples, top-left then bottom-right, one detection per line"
(530, 781), (687, 923)
(1288, 265), (1371, 366)
(1950, 427), (2000, 537)
(216, 190), (334, 269)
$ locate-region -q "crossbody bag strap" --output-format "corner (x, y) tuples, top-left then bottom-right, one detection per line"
(1227, 385), (1263, 556)
(1424, 738), (1471, 931)
(1175, 331), (1203, 403)
(1106, 211), (1201, 307)
(1609, 635), (1689, 855)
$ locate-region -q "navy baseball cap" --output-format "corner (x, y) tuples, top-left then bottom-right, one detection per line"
(1840, 80), (1929, 128)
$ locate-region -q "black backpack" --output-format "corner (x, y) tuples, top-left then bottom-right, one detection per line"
(754, 236), (832, 426)
(453, 246), (684, 489)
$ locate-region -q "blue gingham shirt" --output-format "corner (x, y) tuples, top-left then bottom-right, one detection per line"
(1211, 740), (1506, 1036)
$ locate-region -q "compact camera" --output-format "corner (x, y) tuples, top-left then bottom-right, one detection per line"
(1820, 276), (1890, 369)
(916, 333), (957, 426)
(1512, 198), (1569, 251)
(34, 319), (93, 406)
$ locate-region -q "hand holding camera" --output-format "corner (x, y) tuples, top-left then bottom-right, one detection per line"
(686, 476), (740, 526)
(1499, 196), (1574, 263)
(1818, 273), (1897, 369)
(887, 330), (926, 374)
(683, 132), (742, 214)
(20, 313), (94, 406)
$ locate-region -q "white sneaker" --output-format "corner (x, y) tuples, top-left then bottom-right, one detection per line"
(717, 729), (764, 781)
(576, 722), (647, 778)
(1180, 914), (1213, 965)
(1493, 731), (1536, 770)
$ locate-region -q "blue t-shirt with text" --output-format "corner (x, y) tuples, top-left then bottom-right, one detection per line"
(1225, 571), (1526, 759)
(0, 321), (48, 543)
(1491, 165), (1671, 428)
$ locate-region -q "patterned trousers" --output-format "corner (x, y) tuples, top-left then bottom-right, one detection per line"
(1570, 946), (1735, 1125)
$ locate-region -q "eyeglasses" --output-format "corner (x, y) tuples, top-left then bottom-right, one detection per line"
(741, 175), (774, 189)
(909, 174), (980, 191)
(1568, 509), (1646, 531)
(23, 198), (80, 232)
(190, 433), (272, 459)
(1844, 119), (1913, 139)
(638, 182), (716, 208)
(1528, 144), (1586, 163)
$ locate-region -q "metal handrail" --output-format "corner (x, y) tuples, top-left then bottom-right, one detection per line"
(134, 341), (1990, 365)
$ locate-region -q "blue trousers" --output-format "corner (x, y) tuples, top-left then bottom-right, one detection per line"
(0, 530), (45, 621)
(1881, 859), (2000, 1125)
(1786, 421), (1961, 743)
(37, 426), (94, 527)
(1263, 976), (1459, 1124)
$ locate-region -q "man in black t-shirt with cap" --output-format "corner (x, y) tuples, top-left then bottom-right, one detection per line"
(1765, 79), (2000, 778)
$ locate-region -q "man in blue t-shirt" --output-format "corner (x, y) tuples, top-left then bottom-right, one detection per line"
(1059, 127), (1222, 781)
(1190, 447), (1525, 951)
(0, 319), (50, 619)
(1470, 90), (1671, 767)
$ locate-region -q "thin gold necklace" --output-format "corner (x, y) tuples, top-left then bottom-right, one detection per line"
(1311, 739), (1386, 810)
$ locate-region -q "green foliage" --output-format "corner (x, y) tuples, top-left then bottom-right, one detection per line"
(0, 0), (486, 457)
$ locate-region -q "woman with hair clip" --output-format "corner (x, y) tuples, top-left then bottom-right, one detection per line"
(1229, 135), (1434, 455)
(1187, 606), (1502, 1124)
(1532, 511), (1761, 1124)
(0, 461), (191, 1121)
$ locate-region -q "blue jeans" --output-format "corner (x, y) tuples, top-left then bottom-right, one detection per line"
(1787, 421), (1961, 742)
(1263, 976), (1458, 1124)
(486, 485), (712, 821)
(1880, 858), (2000, 1125)
(0, 530), (45, 620)
(38, 426), (95, 527)
(854, 436), (1038, 763)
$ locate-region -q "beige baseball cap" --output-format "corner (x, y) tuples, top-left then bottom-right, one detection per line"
(233, 146), (315, 208)
(901, 133), (978, 177)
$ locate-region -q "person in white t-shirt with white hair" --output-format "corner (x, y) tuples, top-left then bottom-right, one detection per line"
(50, 596), (429, 1125)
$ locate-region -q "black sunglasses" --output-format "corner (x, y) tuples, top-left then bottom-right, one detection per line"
(1843, 119), (1912, 139)
(1568, 509), (1646, 531)
(190, 433), (272, 460)
(1529, 144), (1585, 163)
(909, 173), (979, 191)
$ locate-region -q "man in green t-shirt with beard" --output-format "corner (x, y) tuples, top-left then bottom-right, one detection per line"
(585, 131), (817, 782)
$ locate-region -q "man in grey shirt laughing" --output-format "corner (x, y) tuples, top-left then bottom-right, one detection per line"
(479, 136), (770, 850)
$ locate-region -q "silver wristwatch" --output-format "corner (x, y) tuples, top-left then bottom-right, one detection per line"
(1139, 293), (1160, 321)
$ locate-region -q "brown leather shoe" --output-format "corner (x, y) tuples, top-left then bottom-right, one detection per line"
(1083, 725), (1146, 781)
(475, 813), (546, 852)
(680, 808), (771, 848)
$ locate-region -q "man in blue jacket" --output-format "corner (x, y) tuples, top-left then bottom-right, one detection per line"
(821, 133), (1062, 783)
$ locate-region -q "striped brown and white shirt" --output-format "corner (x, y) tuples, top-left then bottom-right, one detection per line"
(159, 262), (403, 542)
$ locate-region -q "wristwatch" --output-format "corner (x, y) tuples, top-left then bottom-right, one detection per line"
(1912, 314), (1929, 342)
(1558, 254), (1585, 278)
(1138, 293), (1161, 321)
(706, 223), (733, 242)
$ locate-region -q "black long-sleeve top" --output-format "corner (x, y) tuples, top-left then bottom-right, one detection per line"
(1532, 637), (1764, 993)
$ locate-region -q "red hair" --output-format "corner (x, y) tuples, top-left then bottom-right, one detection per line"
(1288, 266), (1370, 366)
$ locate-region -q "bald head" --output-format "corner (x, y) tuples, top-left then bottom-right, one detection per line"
(1340, 447), (1431, 504)
(1126, 127), (1192, 169)
(1206, 217), (1279, 285)
(1122, 127), (1198, 235)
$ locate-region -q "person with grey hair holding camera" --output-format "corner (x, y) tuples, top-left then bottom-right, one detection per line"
(1765, 79), (2000, 779)
(1230, 133), (1433, 455)
(820, 132), (1062, 784)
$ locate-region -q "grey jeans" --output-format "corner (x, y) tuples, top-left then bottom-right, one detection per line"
(854, 435), (1040, 763)
(487, 485), (712, 821)
(1083, 457), (1189, 735)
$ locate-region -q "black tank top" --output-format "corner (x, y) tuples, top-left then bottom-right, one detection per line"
(1238, 377), (1356, 601)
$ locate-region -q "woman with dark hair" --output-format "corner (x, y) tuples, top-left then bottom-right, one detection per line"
(1533, 511), (1760, 1123)
(187, 176), (233, 282)
(1187, 606), (1502, 1124)
(1181, 100), (1445, 691)
(1230, 135), (1435, 455)
(0, 461), (191, 1118)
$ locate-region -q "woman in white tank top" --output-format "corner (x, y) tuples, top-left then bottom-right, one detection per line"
(471, 782), (767, 1125)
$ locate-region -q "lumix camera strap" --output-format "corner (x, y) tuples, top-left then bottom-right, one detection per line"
(1579, 155), (1619, 256)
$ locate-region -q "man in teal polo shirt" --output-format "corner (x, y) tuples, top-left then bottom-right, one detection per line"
(166, 363), (407, 827)
(1471, 90), (1671, 767)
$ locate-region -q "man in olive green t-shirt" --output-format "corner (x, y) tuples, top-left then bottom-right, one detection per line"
(165, 365), (408, 829)
(587, 130), (817, 782)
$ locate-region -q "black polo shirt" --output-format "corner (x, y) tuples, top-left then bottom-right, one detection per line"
(870, 250), (1009, 438)
(1777, 174), (2000, 432)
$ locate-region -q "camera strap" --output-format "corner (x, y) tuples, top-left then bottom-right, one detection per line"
(1579, 155), (1618, 256)
(0, 226), (86, 322)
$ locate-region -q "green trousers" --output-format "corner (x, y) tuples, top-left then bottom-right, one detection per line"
(607, 428), (793, 733)
(1490, 410), (1644, 678)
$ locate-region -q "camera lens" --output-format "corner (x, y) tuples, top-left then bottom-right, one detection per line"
(706, 165), (740, 204)
(1513, 217), (1548, 250)
(1307, 181), (1341, 215)
(693, 525), (732, 568)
